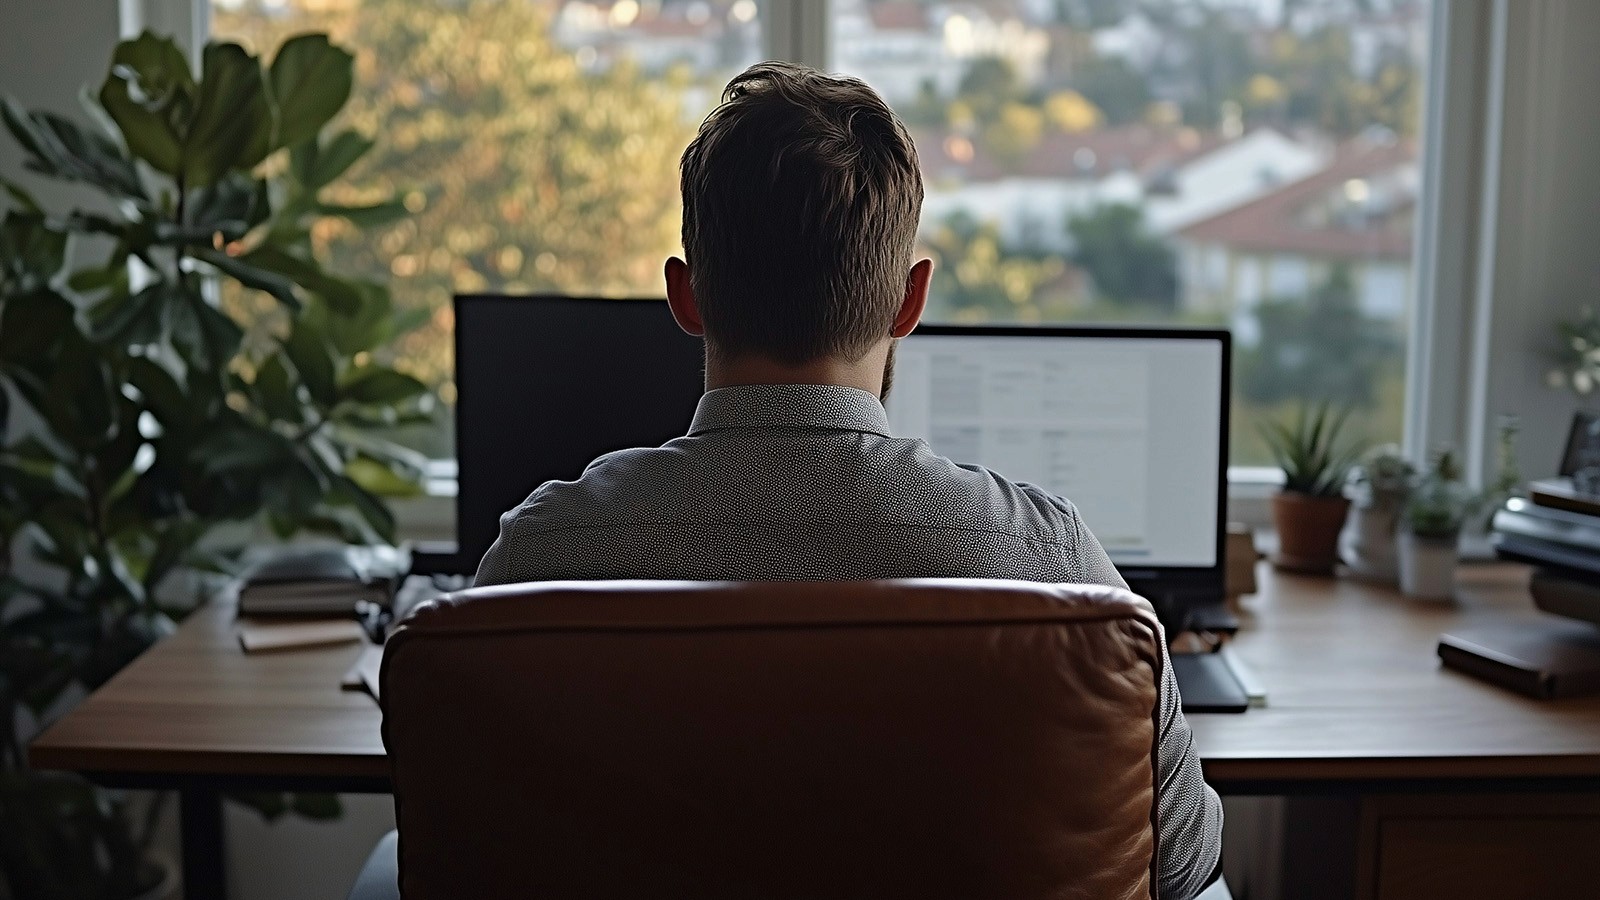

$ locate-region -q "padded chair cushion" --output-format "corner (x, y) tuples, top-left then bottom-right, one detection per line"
(381, 579), (1164, 900)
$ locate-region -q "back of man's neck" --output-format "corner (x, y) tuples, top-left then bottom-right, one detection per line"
(705, 353), (886, 397)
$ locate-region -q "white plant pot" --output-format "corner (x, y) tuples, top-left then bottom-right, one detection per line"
(1398, 532), (1458, 600)
(1342, 503), (1402, 581)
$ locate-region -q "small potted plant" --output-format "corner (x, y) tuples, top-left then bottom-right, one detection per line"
(1342, 444), (1415, 581)
(1260, 402), (1362, 574)
(1398, 449), (1476, 600)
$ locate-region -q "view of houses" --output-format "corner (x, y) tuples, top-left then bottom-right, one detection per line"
(214, 0), (1430, 458)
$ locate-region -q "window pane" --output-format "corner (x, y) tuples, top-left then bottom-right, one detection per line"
(211, 0), (763, 455)
(832, 0), (1429, 465)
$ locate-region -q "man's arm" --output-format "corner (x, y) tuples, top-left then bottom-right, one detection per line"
(1055, 498), (1225, 900)
(1152, 642), (1225, 899)
(473, 500), (543, 586)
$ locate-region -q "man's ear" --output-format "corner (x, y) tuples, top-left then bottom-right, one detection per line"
(891, 258), (933, 339)
(664, 256), (704, 337)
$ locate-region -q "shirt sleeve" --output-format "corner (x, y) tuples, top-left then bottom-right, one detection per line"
(472, 498), (546, 586)
(1052, 494), (1226, 900)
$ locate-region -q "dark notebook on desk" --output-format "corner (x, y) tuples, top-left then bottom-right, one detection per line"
(1438, 620), (1600, 699)
(1170, 652), (1250, 713)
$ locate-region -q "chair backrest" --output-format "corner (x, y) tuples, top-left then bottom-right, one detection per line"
(380, 579), (1164, 900)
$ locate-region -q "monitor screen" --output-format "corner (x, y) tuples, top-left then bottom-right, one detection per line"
(454, 295), (705, 573)
(887, 327), (1228, 570)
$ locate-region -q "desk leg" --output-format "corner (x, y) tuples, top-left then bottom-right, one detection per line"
(179, 789), (227, 900)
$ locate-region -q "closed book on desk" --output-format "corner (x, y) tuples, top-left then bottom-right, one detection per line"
(237, 545), (407, 616)
(1529, 478), (1600, 518)
(1438, 619), (1600, 699)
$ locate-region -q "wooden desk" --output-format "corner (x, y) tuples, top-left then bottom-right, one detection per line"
(1196, 563), (1600, 791)
(30, 563), (1600, 899)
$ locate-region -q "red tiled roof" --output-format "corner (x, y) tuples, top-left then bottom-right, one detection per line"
(869, 1), (929, 30)
(915, 123), (1224, 183)
(1177, 137), (1417, 261)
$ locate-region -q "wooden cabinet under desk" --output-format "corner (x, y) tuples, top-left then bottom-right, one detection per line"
(1357, 793), (1600, 900)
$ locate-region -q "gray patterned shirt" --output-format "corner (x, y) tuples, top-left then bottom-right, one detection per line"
(476, 383), (1223, 898)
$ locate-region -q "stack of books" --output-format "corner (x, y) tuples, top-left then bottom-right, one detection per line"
(236, 545), (410, 617)
(1492, 480), (1600, 578)
(1445, 483), (1600, 698)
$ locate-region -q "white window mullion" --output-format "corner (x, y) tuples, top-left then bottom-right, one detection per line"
(1404, 0), (1498, 483)
(765, 0), (829, 68)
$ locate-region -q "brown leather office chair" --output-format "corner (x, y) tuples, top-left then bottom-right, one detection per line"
(350, 579), (1166, 900)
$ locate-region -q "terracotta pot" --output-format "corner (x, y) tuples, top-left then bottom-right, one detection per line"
(1272, 492), (1351, 574)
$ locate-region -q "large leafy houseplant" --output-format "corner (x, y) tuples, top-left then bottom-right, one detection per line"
(0, 32), (430, 899)
(1259, 401), (1363, 574)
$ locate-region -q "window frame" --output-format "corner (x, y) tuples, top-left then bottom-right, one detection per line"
(181, 0), (1492, 531)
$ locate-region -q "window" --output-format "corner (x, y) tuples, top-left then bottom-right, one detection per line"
(211, 0), (1430, 470)
(211, 0), (764, 455)
(830, 0), (1430, 466)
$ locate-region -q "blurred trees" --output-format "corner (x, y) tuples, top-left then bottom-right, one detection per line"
(1074, 56), (1152, 125)
(922, 213), (1065, 322)
(1238, 266), (1400, 407)
(1066, 204), (1177, 310)
(214, 0), (695, 395)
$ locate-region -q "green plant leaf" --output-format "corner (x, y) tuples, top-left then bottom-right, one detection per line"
(268, 34), (354, 151)
(193, 247), (300, 310)
(67, 254), (132, 294)
(126, 356), (188, 424)
(315, 199), (408, 229)
(97, 32), (194, 177)
(188, 172), (269, 240)
(321, 280), (396, 355)
(0, 175), (41, 213)
(283, 321), (338, 407)
(44, 336), (119, 449)
(1258, 401), (1360, 497)
(181, 43), (272, 188)
(300, 129), (372, 188)
(142, 518), (207, 593)
(332, 474), (396, 543)
(1, 99), (147, 200)
(191, 425), (292, 476)
(0, 212), (67, 289)
(238, 244), (360, 313)
(167, 292), (245, 374)
(89, 283), (167, 347)
(344, 455), (423, 498)
(251, 352), (301, 421)
(339, 365), (427, 405)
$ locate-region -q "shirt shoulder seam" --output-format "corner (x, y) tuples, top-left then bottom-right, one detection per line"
(499, 516), (1083, 549)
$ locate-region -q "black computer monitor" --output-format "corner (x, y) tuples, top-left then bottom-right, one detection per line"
(452, 295), (705, 574)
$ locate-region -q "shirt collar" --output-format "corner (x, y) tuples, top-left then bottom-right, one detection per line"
(688, 384), (893, 437)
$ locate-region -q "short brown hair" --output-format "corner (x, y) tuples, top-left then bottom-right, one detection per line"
(680, 62), (923, 364)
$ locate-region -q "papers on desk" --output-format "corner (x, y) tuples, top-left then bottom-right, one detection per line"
(340, 644), (384, 701)
(237, 619), (367, 653)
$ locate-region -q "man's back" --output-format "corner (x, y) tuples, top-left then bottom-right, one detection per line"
(476, 385), (1122, 586)
(475, 383), (1223, 900)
